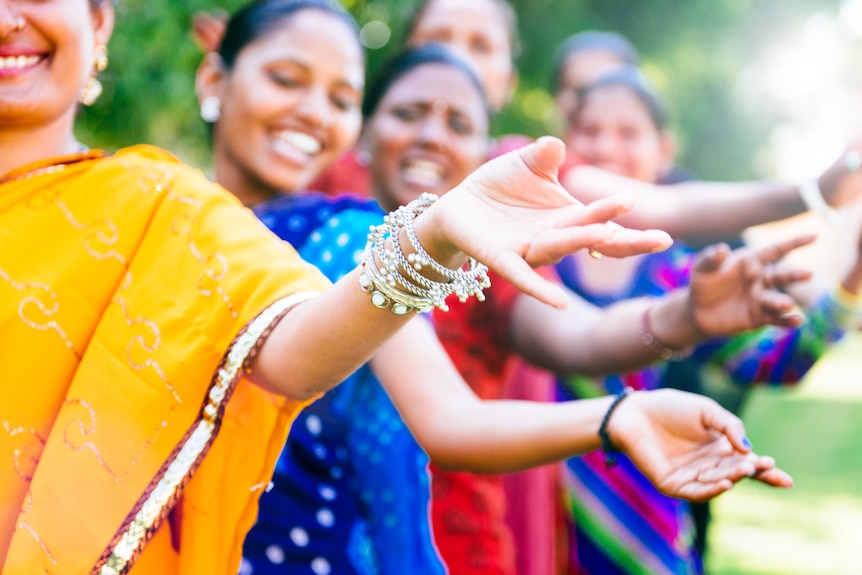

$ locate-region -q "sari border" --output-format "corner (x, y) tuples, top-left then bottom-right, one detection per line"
(89, 290), (320, 575)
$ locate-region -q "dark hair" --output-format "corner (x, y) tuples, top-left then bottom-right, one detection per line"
(401, 0), (521, 62)
(551, 30), (639, 93)
(575, 66), (668, 131)
(362, 42), (491, 121)
(218, 0), (361, 69)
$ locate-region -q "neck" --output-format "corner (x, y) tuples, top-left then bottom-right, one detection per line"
(213, 154), (281, 209)
(0, 113), (81, 176)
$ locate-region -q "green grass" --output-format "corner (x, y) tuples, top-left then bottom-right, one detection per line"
(707, 334), (862, 575)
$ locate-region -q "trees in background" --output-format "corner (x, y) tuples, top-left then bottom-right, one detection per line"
(80, 0), (852, 180)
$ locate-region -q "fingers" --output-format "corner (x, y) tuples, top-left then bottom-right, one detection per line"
(756, 234), (817, 264)
(699, 398), (750, 454)
(750, 466), (795, 488)
(691, 243), (731, 274)
(554, 196), (635, 227)
(518, 136), (567, 182)
(490, 252), (570, 309)
(763, 265), (813, 289)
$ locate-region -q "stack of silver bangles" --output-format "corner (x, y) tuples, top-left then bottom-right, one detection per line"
(359, 193), (491, 314)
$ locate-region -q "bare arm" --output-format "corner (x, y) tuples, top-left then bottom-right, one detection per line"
(371, 318), (790, 500)
(511, 237), (813, 376)
(563, 148), (862, 245)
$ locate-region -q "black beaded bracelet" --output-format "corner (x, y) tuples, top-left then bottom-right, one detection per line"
(598, 387), (633, 467)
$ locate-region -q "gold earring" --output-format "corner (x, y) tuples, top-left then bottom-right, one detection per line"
(80, 45), (109, 106)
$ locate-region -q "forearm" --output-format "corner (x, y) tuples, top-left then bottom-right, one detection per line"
(250, 267), (417, 399)
(563, 166), (804, 244)
(511, 289), (701, 377)
(421, 396), (615, 473)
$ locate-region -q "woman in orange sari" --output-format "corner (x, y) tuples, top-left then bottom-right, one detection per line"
(0, 2), (792, 574)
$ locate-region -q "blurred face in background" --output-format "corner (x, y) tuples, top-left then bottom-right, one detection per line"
(555, 49), (628, 144)
(200, 9), (364, 202)
(407, 0), (516, 112)
(364, 62), (489, 211)
(567, 83), (674, 183)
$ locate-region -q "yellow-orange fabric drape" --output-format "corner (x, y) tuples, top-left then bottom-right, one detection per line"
(0, 146), (329, 575)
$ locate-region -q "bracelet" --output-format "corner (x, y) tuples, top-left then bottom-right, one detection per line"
(833, 282), (862, 311)
(799, 178), (843, 224)
(640, 300), (690, 362)
(598, 387), (633, 467)
(359, 194), (491, 314)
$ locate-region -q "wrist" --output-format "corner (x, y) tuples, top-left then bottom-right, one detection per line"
(598, 387), (634, 466)
(644, 293), (699, 358)
(411, 197), (466, 270)
(817, 150), (860, 208)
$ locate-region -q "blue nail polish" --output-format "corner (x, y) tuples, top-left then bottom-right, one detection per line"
(742, 436), (752, 449)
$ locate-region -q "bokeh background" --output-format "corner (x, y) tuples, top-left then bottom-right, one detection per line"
(82, 1), (862, 573)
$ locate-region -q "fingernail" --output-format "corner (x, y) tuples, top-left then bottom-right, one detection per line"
(742, 436), (753, 449)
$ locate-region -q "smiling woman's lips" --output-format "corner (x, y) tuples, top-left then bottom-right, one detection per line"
(0, 54), (42, 75)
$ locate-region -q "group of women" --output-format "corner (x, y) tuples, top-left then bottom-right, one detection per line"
(2, 1), (861, 575)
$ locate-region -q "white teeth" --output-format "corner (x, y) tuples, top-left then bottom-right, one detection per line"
(0, 55), (40, 70)
(274, 130), (322, 156)
(402, 158), (445, 187)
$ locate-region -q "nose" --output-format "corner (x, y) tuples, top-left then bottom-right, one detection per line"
(294, 85), (332, 130)
(0, 2), (24, 37)
(415, 112), (450, 150)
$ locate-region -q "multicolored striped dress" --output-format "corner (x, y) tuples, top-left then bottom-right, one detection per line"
(554, 242), (855, 575)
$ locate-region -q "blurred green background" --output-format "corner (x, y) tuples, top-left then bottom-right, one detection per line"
(85, 0), (862, 182)
(82, 3), (862, 573)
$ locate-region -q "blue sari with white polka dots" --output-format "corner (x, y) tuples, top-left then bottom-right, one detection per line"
(240, 192), (445, 575)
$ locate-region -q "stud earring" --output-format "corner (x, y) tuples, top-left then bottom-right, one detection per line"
(80, 45), (109, 106)
(200, 96), (222, 123)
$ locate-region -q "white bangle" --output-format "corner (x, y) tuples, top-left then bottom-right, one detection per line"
(799, 178), (842, 224)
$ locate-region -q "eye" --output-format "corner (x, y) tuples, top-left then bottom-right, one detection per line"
(471, 37), (492, 55)
(449, 113), (474, 135)
(331, 91), (359, 112)
(391, 105), (422, 122)
(269, 71), (301, 88)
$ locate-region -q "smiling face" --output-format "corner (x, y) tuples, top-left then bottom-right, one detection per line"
(567, 84), (673, 183)
(0, 0), (113, 160)
(204, 9), (364, 204)
(407, 0), (515, 112)
(364, 62), (489, 211)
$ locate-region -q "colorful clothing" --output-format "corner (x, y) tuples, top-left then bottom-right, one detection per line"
(242, 193), (445, 575)
(0, 146), (329, 575)
(429, 268), (554, 575)
(554, 243), (855, 575)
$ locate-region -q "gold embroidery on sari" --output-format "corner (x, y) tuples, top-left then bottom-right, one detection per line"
(0, 267), (77, 354)
(168, 193), (240, 319)
(62, 399), (174, 485)
(2, 422), (47, 482)
(55, 200), (126, 264)
(113, 295), (181, 404)
(91, 291), (318, 575)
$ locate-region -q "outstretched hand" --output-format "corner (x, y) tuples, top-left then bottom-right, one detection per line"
(418, 137), (673, 308)
(609, 389), (793, 502)
(688, 235), (816, 335)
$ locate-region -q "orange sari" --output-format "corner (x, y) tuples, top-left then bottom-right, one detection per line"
(0, 146), (329, 574)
